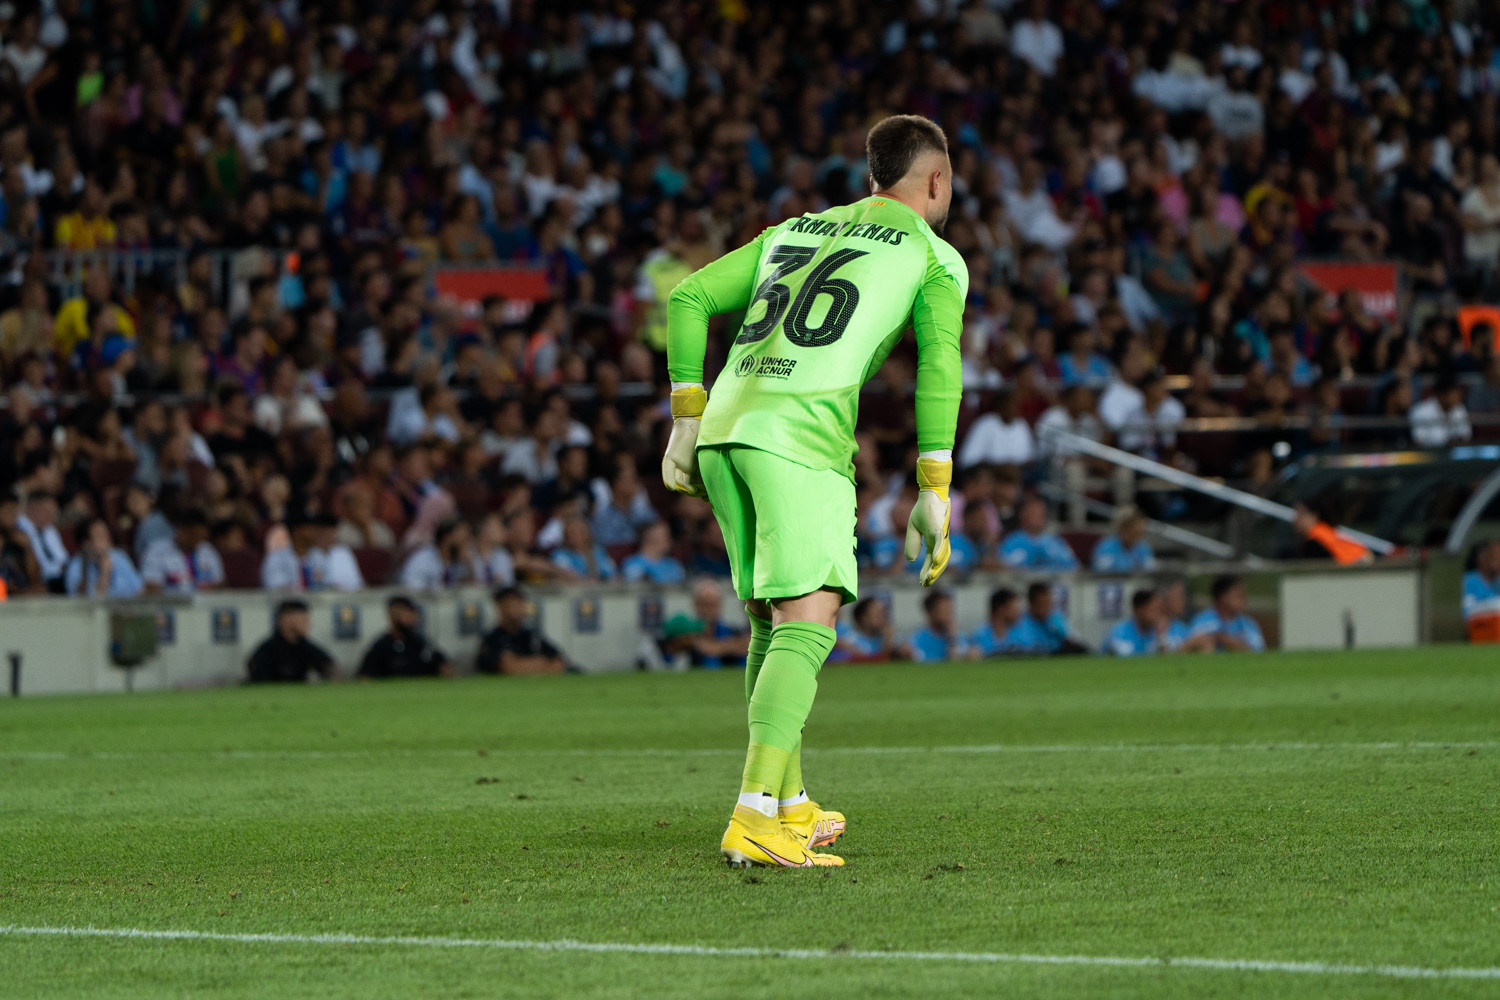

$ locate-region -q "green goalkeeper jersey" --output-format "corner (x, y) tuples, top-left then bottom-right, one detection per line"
(666, 196), (967, 480)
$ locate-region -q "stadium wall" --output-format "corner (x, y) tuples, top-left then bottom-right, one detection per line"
(0, 564), (1425, 697)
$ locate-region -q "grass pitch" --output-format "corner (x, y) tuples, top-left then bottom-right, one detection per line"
(1, 646), (1497, 999)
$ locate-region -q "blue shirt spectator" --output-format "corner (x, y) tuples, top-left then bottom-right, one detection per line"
(553, 545), (617, 581)
(1163, 618), (1192, 651)
(907, 626), (969, 662)
(1058, 351), (1113, 385)
(1091, 511), (1156, 573)
(999, 495), (1080, 571)
(1103, 589), (1167, 656)
(1187, 576), (1265, 652)
(621, 552), (686, 585)
(1461, 540), (1500, 642)
(1103, 617), (1160, 656)
(621, 523), (685, 585)
(64, 518), (144, 598)
(1091, 535), (1156, 572)
(832, 597), (895, 662)
(967, 586), (1024, 656)
(905, 589), (967, 662)
(1006, 611), (1070, 655)
(999, 530), (1080, 570)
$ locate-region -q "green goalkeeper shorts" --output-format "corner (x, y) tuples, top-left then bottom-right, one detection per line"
(697, 444), (858, 605)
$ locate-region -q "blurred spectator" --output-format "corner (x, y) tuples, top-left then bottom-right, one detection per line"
(140, 509), (223, 593)
(124, 484), (173, 564)
(999, 495), (1079, 571)
(476, 586), (566, 676)
(1160, 579), (1193, 652)
(1035, 385), (1104, 467)
(966, 586), (1024, 658)
(551, 516), (616, 582)
(246, 599), (334, 685)
(1186, 576), (1266, 653)
(1470, 354), (1500, 414)
(64, 517), (143, 598)
(685, 579), (749, 669)
(957, 390), (1035, 468)
(1007, 582), (1088, 656)
(591, 461), (657, 548)
(622, 522), (686, 585)
(904, 590), (968, 663)
(1091, 507), (1157, 573)
(0, 488), (43, 594)
(473, 513), (518, 586)
(1410, 375), (1473, 448)
(335, 482), (398, 550)
(1102, 589), (1166, 657)
(253, 355), (329, 435)
(358, 596), (452, 679)
(1117, 372), (1186, 458)
(833, 597), (896, 663)
(1463, 540), (1500, 644)
(18, 491), (67, 593)
(401, 517), (482, 590)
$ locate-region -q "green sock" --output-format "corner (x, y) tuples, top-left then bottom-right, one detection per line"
(778, 738), (803, 802)
(744, 607), (773, 704)
(738, 621), (836, 797)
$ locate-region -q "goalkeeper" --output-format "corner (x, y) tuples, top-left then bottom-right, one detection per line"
(662, 114), (966, 868)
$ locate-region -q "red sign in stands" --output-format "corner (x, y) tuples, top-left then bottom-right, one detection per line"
(1295, 261), (1400, 321)
(433, 266), (551, 305)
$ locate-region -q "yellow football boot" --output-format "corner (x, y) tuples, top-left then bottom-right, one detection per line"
(779, 799), (847, 848)
(721, 805), (844, 868)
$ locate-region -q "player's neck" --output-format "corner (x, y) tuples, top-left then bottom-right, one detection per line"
(871, 187), (928, 222)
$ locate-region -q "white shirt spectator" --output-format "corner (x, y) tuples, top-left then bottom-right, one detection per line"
(1036, 405), (1105, 460)
(139, 537), (224, 592)
(501, 438), (559, 483)
(1002, 187), (1074, 251)
(482, 547), (516, 586)
(1118, 396), (1187, 455)
(17, 514), (68, 584)
(1010, 16), (1063, 76)
(1207, 89), (1264, 141)
(957, 412), (1035, 468)
(254, 392), (329, 435)
(1279, 66), (1315, 104)
(1409, 397), (1472, 448)
(1221, 43), (1263, 72)
(1, 42), (48, 85)
(1098, 379), (1145, 433)
(1460, 185), (1500, 266)
(1113, 273), (1163, 332)
(262, 546), (329, 591)
(399, 545), (485, 589)
(322, 544), (365, 591)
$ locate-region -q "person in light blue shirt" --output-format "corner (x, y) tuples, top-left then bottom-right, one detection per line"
(1186, 575), (1266, 652)
(1091, 506), (1156, 573)
(551, 517), (617, 581)
(1057, 324), (1115, 385)
(1103, 589), (1165, 656)
(967, 587), (1024, 657)
(1461, 539), (1500, 642)
(904, 590), (970, 663)
(999, 495), (1080, 571)
(1160, 579), (1193, 651)
(1008, 582), (1088, 655)
(621, 522), (686, 585)
(832, 597), (896, 662)
(64, 517), (144, 599)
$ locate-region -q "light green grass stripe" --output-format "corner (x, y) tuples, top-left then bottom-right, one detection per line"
(3, 925), (1497, 981)
(3, 740), (1495, 761)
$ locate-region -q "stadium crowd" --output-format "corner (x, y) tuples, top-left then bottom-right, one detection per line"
(4, 0), (1500, 603)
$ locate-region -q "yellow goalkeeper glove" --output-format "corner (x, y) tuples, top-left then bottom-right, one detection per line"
(662, 385), (708, 499)
(904, 456), (952, 587)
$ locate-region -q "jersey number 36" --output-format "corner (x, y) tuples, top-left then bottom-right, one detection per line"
(737, 244), (867, 348)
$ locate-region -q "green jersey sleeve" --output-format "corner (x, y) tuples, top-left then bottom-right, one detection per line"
(911, 243), (968, 454)
(665, 229), (770, 384)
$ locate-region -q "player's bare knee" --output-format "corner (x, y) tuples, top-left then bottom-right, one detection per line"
(745, 599), (772, 622)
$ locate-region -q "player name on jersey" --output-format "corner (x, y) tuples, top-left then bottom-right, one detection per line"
(785, 215), (907, 245)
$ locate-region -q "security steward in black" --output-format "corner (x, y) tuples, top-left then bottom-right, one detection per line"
(247, 599), (335, 683)
(358, 595), (453, 678)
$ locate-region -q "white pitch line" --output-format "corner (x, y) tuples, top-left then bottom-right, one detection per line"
(2, 741), (1495, 761)
(1, 925), (1496, 981)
